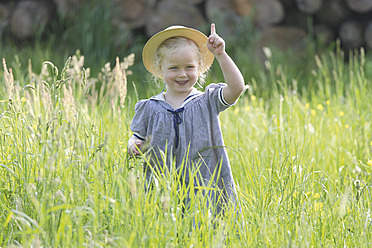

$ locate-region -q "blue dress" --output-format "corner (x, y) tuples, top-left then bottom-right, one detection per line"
(130, 83), (239, 213)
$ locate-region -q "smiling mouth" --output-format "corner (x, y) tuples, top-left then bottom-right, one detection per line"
(176, 80), (188, 85)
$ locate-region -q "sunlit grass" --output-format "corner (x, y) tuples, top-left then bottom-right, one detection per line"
(0, 46), (371, 247)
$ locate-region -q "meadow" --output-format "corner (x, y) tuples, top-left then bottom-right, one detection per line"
(0, 40), (372, 247)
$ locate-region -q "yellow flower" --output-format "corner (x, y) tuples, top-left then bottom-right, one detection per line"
(234, 108), (240, 114)
(250, 95), (256, 101)
(305, 103), (310, 109)
(311, 110), (316, 116)
(345, 124), (349, 129)
(339, 111), (344, 117)
(367, 160), (372, 166)
(313, 193), (321, 199)
(326, 100), (330, 105)
(21, 97), (27, 102)
(313, 202), (324, 213)
(244, 106), (250, 112)
(317, 104), (324, 111)
(370, 141), (372, 146)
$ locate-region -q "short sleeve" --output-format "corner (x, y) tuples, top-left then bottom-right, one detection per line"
(130, 100), (150, 140)
(204, 83), (235, 113)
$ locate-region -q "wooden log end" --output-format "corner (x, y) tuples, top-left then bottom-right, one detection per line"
(338, 21), (364, 49)
(145, 0), (207, 37)
(10, 0), (55, 39)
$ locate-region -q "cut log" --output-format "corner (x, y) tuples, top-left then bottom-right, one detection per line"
(282, 7), (308, 30)
(295, 0), (323, 15)
(145, 0), (207, 37)
(316, 0), (351, 29)
(257, 26), (307, 51)
(364, 22), (372, 49)
(205, 0), (242, 37)
(254, 26), (307, 63)
(0, 3), (11, 21)
(232, 0), (252, 16)
(338, 20), (364, 49)
(314, 24), (335, 45)
(187, 0), (205, 5)
(112, 0), (156, 29)
(10, 0), (55, 39)
(346, 0), (372, 13)
(249, 0), (285, 28)
(0, 3), (11, 32)
(53, 0), (85, 20)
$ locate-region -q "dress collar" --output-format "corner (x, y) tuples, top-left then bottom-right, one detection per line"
(150, 88), (202, 107)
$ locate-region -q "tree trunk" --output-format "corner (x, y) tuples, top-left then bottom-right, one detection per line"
(338, 20), (364, 49)
(145, 0), (207, 37)
(10, 0), (55, 39)
(295, 0), (323, 15)
(346, 0), (372, 13)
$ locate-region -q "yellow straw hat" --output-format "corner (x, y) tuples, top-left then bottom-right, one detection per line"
(142, 25), (215, 78)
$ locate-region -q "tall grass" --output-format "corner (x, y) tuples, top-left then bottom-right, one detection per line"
(0, 45), (371, 247)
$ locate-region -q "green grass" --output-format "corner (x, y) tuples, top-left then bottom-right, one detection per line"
(0, 44), (371, 247)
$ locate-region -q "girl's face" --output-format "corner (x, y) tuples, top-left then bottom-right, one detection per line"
(162, 47), (199, 96)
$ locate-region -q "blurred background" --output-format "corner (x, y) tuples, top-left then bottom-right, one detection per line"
(1, 0), (372, 94)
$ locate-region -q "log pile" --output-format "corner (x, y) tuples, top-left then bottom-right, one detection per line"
(1, 0), (372, 52)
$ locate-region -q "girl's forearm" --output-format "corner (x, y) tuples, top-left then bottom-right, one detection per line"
(216, 52), (245, 104)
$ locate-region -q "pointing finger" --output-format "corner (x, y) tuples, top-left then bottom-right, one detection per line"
(211, 23), (216, 35)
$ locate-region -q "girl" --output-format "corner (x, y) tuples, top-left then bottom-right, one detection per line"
(128, 23), (244, 214)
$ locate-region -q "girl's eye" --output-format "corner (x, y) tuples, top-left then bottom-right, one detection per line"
(169, 67), (177, 70)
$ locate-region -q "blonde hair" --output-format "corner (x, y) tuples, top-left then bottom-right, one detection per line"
(154, 36), (208, 85)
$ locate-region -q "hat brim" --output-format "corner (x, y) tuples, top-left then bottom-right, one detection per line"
(142, 26), (214, 78)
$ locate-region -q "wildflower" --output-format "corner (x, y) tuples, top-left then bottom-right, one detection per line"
(21, 97), (27, 103)
(313, 193), (321, 199)
(367, 160), (372, 166)
(313, 202), (324, 213)
(326, 100), (330, 105)
(263, 47), (272, 58)
(305, 123), (315, 134)
(311, 110), (316, 116)
(251, 95), (256, 101)
(339, 111), (345, 117)
(370, 141), (372, 146)
(128, 173), (137, 198)
(317, 104), (324, 111)
(305, 103), (310, 109)
(234, 108), (240, 114)
(345, 124), (349, 129)
(244, 106), (250, 112)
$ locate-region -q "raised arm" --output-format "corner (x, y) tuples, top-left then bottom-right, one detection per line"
(207, 23), (245, 104)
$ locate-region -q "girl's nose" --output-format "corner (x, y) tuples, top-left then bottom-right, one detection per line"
(178, 69), (187, 77)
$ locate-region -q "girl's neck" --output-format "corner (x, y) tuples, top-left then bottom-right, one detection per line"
(164, 90), (192, 109)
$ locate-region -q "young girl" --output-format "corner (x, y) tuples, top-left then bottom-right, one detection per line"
(128, 23), (244, 214)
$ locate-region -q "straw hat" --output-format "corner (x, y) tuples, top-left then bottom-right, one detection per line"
(142, 25), (215, 77)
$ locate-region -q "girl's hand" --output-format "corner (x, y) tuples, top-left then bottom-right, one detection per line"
(128, 137), (144, 157)
(207, 23), (225, 56)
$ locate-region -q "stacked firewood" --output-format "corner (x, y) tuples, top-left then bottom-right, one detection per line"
(1, 0), (372, 51)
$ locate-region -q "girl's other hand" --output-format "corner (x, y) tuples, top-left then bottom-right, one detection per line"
(207, 23), (225, 56)
(128, 137), (144, 156)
